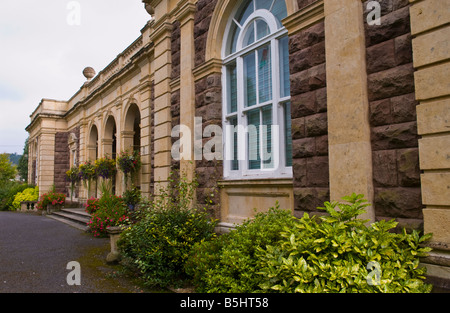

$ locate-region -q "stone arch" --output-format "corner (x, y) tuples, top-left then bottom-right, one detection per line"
(87, 123), (99, 161)
(205, 0), (297, 62)
(123, 102), (141, 153)
(103, 115), (117, 159)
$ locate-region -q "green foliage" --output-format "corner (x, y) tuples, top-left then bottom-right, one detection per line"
(118, 171), (218, 288)
(12, 186), (39, 210)
(185, 204), (296, 293)
(0, 182), (34, 211)
(0, 153), (17, 183)
(186, 194), (433, 293)
(87, 194), (129, 237)
(257, 193), (433, 293)
(17, 138), (29, 182)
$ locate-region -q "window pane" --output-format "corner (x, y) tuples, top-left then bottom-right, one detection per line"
(256, 19), (269, 40)
(284, 102), (293, 167)
(226, 63), (237, 113)
(279, 36), (290, 98)
(237, 0), (254, 25)
(271, 0), (287, 25)
(256, 0), (273, 11)
(243, 21), (255, 47)
(228, 22), (240, 55)
(262, 105), (273, 168)
(243, 52), (257, 107)
(247, 109), (260, 169)
(258, 44), (272, 103)
(229, 116), (239, 171)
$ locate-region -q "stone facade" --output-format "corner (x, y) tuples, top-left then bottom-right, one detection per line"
(25, 0), (449, 287)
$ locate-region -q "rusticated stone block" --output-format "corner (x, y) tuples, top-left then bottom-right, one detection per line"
(306, 156), (329, 187)
(289, 41), (326, 74)
(292, 137), (315, 158)
(374, 187), (423, 219)
(305, 112), (327, 137)
(367, 63), (415, 101)
(366, 39), (396, 74)
(397, 148), (420, 187)
(294, 187), (329, 212)
(291, 117), (305, 139)
(291, 91), (316, 118)
(293, 158), (307, 187)
(372, 150), (398, 187)
(315, 135), (328, 156)
(371, 121), (418, 150)
(290, 63), (326, 96)
(289, 21), (325, 53)
(365, 6), (411, 47)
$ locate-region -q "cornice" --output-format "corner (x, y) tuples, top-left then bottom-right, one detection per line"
(193, 58), (223, 82)
(282, 0), (324, 35)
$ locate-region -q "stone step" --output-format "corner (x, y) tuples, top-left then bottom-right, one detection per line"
(46, 208), (91, 232)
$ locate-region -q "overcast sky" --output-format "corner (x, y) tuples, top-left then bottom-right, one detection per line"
(0, 1), (150, 154)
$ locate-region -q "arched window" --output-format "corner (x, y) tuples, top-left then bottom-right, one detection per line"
(222, 0), (292, 179)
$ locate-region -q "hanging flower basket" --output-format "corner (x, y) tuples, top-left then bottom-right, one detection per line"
(117, 150), (141, 176)
(95, 157), (117, 180)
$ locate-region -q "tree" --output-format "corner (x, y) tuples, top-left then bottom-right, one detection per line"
(17, 138), (29, 182)
(0, 153), (17, 183)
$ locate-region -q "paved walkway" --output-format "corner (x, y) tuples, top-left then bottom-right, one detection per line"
(0, 211), (149, 293)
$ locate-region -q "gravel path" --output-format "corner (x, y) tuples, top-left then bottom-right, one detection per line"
(0, 211), (152, 293)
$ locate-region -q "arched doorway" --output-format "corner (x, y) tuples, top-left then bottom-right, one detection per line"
(88, 124), (99, 161)
(123, 103), (141, 188)
(103, 115), (117, 194)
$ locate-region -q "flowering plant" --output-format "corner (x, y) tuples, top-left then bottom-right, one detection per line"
(66, 166), (80, 201)
(36, 191), (66, 210)
(85, 197), (100, 214)
(78, 161), (96, 182)
(95, 157), (117, 179)
(117, 150), (141, 176)
(87, 194), (129, 237)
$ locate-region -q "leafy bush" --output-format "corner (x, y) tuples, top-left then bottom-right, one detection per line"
(257, 194), (433, 293)
(87, 194), (129, 237)
(118, 172), (218, 288)
(186, 194), (433, 293)
(185, 204), (296, 293)
(0, 182), (34, 211)
(12, 186), (39, 210)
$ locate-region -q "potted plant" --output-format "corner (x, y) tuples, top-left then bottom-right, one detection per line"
(66, 166), (80, 201)
(36, 191), (66, 214)
(78, 161), (96, 198)
(122, 187), (141, 211)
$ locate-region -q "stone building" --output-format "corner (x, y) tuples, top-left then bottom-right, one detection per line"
(26, 0), (449, 289)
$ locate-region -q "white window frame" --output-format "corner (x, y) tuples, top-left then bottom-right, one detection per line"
(222, 2), (292, 180)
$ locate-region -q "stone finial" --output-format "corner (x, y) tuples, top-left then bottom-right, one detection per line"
(142, 0), (154, 15)
(82, 67), (96, 81)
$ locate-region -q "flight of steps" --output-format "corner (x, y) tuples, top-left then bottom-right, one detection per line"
(47, 208), (91, 232)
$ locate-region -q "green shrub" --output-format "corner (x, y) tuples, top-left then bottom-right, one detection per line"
(12, 186), (39, 210)
(185, 203), (296, 293)
(186, 194), (433, 293)
(118, 172), (217, 288)
(0, 182), (33, 211)
(257, 193), (433, 293)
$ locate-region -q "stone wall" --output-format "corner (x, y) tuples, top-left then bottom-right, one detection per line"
(364, 0), (423, 229)
(289, 21), (329, 215)
(54, 132), (70, 194)
(194, 0), (218, 67)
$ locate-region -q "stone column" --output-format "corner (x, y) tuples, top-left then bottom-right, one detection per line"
(324, 0), (374, 221)
(150, 16), (174, 192)
(176, 1), (197, 181)
(410, 0), (450, 286)
(37, 130), (56, 195)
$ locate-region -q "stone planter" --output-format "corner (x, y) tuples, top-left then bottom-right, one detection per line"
(46, 204), (62, 215)
(106, 226), (124, 263)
